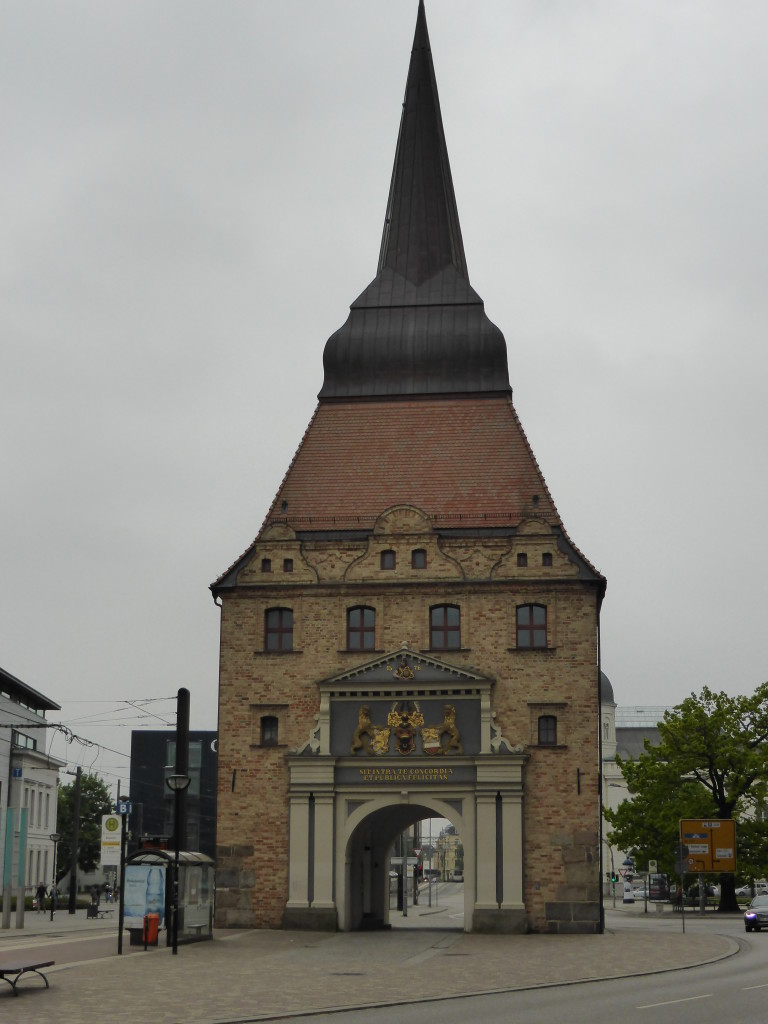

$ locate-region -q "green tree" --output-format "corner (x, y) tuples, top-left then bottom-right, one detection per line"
(605, 683), (768, 912)
(56, 773), (113, 883)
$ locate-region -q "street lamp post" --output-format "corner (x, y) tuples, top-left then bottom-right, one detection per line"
(165, 774), (190, 955)
(49, 833), (60, 921)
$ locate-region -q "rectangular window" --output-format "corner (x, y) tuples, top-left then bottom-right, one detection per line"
(347, 607), (376, 650)
(517, 553), (528, 567)
(538, 715), (558, 745)
(542, 552), (553, 566)
(261, 558), (272, 573)
(411, 549), (427, 569)
(283, 558), (293, 573)
(380, 550), (396, 570)
(517, 604), (547, 648)
(261, 716), (279, 746)
(265, 607), (293, 651)
(430, 605), (461, 650)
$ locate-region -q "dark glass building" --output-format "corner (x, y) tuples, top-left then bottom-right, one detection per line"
(128, 730), (217, 861)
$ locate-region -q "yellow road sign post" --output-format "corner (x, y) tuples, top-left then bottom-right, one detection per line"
(679, 819), (736, 873)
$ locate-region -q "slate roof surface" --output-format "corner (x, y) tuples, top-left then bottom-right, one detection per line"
(319, 0), (510, 399)
(261, 394), (559, 532)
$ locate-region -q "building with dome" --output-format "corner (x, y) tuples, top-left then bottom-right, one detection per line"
(213, 2), (606, 934)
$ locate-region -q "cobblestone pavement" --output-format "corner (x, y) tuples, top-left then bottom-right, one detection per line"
(0, 904), (738, 1024)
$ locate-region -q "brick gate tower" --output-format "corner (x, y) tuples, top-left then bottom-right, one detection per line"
(212, 1), (606, 934)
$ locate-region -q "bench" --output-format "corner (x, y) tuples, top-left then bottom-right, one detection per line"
(0, 961), (55, 997)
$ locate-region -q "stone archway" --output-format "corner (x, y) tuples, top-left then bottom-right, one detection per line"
(339, 796), (471, 931)
(283, 646), (528, 934)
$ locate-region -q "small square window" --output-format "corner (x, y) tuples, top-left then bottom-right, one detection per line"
(542, 552), (553, 567)
(411, 549), (427, 569)
(517, 553), (528, 568)
(283, 558), (293, 573)
(380, 550), (396, 570)
(261, 558), (272, 573)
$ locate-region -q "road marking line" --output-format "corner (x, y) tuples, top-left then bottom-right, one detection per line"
(743, 983), (768, 990)
(638, 994), (712, 1009)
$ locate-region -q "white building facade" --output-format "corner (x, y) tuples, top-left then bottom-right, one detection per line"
(601, 671), (668, 891)
(0, 666), (64, 904)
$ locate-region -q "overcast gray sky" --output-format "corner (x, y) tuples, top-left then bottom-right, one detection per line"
(3, 1), (767, 795)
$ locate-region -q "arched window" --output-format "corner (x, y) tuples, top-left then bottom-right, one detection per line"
(430, 604), (461, 650)
(347, 606), (375, 651)
(411, 549), (427, 569)
(516, 604), (547, 648)
(265, 607), (293, 652)
(261, 715), (279, 746)
(538, 715), (557, 746)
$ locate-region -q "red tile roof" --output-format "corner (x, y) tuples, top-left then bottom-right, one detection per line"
(260, 395), (561, 532)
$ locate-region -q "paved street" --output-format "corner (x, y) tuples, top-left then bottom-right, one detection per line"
(0, 897), (740, 1023)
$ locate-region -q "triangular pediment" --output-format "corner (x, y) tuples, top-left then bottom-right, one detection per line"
(319, 646), (493, 688)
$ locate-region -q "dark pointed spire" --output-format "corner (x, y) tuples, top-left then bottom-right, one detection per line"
(319, 1), (510, 400)
(378, 0), (467, 284)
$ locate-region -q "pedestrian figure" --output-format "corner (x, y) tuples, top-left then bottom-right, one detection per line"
(50, 884), (58, 915)
(35, 882), (47, 913)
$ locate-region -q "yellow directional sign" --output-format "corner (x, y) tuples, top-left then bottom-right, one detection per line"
(679, 819), (736, 873)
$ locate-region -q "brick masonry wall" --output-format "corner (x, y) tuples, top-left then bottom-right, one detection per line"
(215, 515), (601, 932)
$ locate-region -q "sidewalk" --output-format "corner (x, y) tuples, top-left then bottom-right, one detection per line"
(0, 905), (738, 1024)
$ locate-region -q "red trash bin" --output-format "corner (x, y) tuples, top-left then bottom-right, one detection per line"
(143, 913), (160, 946)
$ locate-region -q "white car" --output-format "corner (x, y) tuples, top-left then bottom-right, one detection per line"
(737, 883), (768, 897)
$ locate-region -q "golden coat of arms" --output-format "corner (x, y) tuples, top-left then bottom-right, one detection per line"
(350, 701), (462, 757)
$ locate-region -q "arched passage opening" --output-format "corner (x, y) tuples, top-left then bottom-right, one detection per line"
(340, 797), (471, 932)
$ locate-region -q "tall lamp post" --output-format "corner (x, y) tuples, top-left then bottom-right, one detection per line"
(49, 833), (60, 922)
(165, 773), (190, 955)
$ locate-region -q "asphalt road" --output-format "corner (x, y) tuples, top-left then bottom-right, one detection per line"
(294, 910), (761, 1024)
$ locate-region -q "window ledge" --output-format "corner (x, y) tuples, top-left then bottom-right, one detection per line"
(338, 649), (386, 655)
(420, 648), (472, 655)
(253, 650), (303, 656)
(528, 743), (568, 750)
(508, 647), (556, 654)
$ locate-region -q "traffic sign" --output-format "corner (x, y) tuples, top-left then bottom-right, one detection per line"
(679, 819), (736, 872)
(117, 800), (131, 815)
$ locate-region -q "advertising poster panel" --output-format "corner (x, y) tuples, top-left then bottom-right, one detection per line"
(123, 864), (166, 927)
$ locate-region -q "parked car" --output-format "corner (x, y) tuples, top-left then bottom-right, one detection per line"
(744, 895), (768, 932)
(451, 870), (464, 882)
(737, 883), (768, 897)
